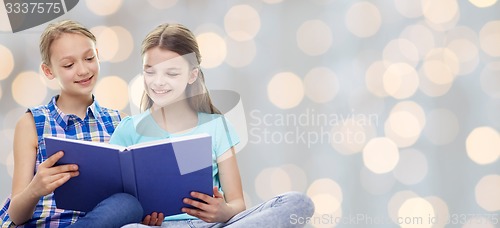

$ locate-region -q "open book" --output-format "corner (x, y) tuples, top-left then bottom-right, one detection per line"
(44, 134), (213, 217)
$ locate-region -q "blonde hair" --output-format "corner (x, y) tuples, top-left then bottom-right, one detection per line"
(39, 20), (96, 66)
(140, 23), (220, 114)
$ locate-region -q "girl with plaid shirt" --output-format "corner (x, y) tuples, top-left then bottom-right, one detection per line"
(0, 20), (143, 228)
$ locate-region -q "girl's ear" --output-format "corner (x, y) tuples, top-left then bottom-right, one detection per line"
(41, 63), (55, 80)
(188, 67), (199, 85)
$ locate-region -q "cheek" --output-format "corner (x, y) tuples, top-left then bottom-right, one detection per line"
(90, 62), (100, 72)
(143, 78), (155, 92)
(144, 77), (154, 86)
(54, 69), (72, 80)
(54, 71), (73, 86)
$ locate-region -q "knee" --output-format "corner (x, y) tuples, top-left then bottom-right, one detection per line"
(110, 193), (144, 222)
(283, 192), (315, 217)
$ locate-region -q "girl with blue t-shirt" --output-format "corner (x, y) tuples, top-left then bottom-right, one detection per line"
(113, 23), (314, 227)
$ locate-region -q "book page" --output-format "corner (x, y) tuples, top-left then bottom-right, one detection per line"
(44, 136), (126, 151)
(129, 133), (211, 150)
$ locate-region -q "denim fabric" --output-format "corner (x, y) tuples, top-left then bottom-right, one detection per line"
(121, 191), (314, 228)
(69, 193), (143, 228)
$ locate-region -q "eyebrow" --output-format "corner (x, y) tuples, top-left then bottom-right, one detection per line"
(143, 64), (182, 70)
(58, 49), (94, 62)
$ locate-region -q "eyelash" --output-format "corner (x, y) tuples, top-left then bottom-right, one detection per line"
(63, 56), (95, 68)
(144, 70), (155, 75)
(143, 71), (179, 77)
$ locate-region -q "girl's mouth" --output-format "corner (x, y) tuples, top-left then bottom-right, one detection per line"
(152, 89), (171, 94)
(75, 76), (93, 84)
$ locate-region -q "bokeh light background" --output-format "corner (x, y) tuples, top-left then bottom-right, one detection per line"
(1, 0), (500, 227)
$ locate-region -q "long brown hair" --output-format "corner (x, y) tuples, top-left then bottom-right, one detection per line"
(140, 23), (220, 114)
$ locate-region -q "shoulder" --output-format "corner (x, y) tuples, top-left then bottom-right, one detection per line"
(118, 115), (134, 125)
(115, 115), (134, 129)
(199, 112), (223, 119)
(92, 104), (122, 129)
(28, 104), (49, 116)
(126, 111), (150, 122)
(14, 112), (37, 145)
(29, 95), (56, 116)
(92, 98), (121, 118)
(197, 112), (238, 137)
(115, 112), (149, 130)
(16, 112), (35, 129)
(97, 106), (121, 118)
(198, 112), (225, 125)
(109, 113), (148, 145)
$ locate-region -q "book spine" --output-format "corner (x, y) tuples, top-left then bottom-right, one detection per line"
(119, 150), (138, 198)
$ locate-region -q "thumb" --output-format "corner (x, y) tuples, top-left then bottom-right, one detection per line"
(213, 186), (223, 198)
(40, 151), (64, 168)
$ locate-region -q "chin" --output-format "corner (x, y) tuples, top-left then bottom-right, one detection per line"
(149, 97), (170, 107)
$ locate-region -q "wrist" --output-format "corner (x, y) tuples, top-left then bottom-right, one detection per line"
(223, 202), (244, 221)
(24, 186), (42, 201)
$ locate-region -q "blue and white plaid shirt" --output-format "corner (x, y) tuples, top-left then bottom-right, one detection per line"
(0, 95), (121, 228)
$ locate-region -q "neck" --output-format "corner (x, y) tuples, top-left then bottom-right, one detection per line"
(56, 93), (93, 119)
(151, 101), (198, 134)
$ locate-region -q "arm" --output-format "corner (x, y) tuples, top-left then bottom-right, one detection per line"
(216, 147), (246, 215)
(182, 147), (246, 223)
(8, 113), (79, 225)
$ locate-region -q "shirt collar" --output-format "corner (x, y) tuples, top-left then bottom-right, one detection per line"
(48, 95), (102, 129)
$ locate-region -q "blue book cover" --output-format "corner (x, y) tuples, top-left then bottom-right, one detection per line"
(44, 133), (213, 217)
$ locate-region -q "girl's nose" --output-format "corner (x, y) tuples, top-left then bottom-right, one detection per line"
(153, 74), (167, 86)
(76, 62), (89, 76)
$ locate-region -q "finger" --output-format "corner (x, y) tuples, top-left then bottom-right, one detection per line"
(190, 191), (214, 204)
(41, 164), (79, 179)
(157, 213), (164, 225)
(142, 215), (151, 225)
(149, 212), (160, 226)
(40, 151), (64, 168)
(53, 164), (79, 174)
(46, 172), (73, 190)
(46, 171), (80, 189)
(184, 197), (209, 211)
(67, 171), (79, 179)
(198, 216), (214, 223)
(213, 187), (223, 198)
(182, 207), (208, 219)
(155, 213), (164, 226)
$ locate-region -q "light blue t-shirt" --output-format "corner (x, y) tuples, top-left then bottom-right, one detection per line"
(109, 110), (240, 221)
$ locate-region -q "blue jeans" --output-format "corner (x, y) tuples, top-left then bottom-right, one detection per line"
(70, 193), (143, 228)
(122, 191), (314, 228)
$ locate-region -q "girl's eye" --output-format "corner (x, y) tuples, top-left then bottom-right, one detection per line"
(85, 56), (95, 61)
(63, 63), (74, 68)
(167, 73), (179, 77)
(143, 70), (155, 75)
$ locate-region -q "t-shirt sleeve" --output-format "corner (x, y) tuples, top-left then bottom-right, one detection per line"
(214, 115), (240, 158)
(109, 116), (133, 147)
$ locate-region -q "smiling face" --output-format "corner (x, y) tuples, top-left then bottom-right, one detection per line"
(143, 47), (198, 108)
(41, 33), (99, 97)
